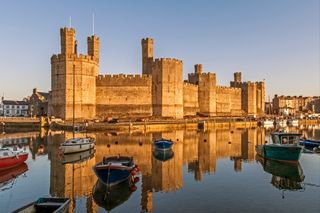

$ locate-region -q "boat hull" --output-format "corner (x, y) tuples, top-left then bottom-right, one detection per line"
(154, 140), (173, 150)
(0, 153), (28, 171)
(94, 166), (131, 186)
(299, 139), (320, 149)
(256, 145), (302, 163)
(61, 143), (95, 154)
(12, 197), (70, 213)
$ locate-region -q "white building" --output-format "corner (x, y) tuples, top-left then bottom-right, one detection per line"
(2, 100), (29, 117)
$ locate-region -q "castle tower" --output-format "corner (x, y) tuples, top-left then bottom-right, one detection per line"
(230, 72), (242, 88)
(152, 58), (184, 118)
(198, 73), (217, 116)
(195, 64), (202, 75)
(234, 72), (241, 83)
(87, 35), (100, 60)
(49, 28), (99, 120)
(60, 27), (76, 55)
(142, 38), (154, 75)
(187, 64), (203, 85)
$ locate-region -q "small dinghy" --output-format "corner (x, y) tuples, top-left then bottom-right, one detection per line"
(93, 156), (140, 186)
(154, 139), (173, 151)
(0, 147), (28, 171)
(12, 197), (70, 213)
(59, 137), (95, 154)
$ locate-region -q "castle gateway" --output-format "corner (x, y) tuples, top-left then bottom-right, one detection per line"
(48, 27), (265, 120)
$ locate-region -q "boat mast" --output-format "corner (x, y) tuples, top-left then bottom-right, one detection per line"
(73, 64), (75, 138)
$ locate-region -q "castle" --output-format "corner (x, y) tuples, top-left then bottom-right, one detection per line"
(48, 27), (265, 120)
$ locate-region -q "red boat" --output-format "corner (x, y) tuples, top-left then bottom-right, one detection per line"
(0, 147), (28, 171)
(0, 163), (28, 190)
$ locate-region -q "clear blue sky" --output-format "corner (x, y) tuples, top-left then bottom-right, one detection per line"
(0, 0), (319, 100)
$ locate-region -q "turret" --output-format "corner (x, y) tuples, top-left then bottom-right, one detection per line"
(87, 35), (100, 61)
(141, 38), (154, 74)
(234, 72), (241, 83)
(60, 27), (76, 55)
(195, 64), (202, 75)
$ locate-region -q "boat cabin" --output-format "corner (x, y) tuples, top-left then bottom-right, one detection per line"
(271, 133), (302, 145)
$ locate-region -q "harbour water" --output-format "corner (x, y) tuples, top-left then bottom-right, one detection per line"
(0, 126), (319, 213)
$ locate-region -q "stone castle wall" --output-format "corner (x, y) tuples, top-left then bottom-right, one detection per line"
(49, 27), (265, 120)
(216, 86), (242, 116)
(183, 82), (199, 116)
(96, 74), (152, 118)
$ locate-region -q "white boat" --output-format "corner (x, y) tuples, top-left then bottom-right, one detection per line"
(60, 137), (95, 154)
(287, 119), (299, 127)
(279, 120), (287, 127)
(263, 119), (274, 127)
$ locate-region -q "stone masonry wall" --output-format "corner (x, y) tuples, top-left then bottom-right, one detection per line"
(152, 58), (184, 118)
(96, 74), (152, 118)
(183, 82), (199, 116)
(216, 86), (242, 116)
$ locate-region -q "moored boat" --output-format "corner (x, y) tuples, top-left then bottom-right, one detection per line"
(299, 139), (320, 150)
(0, 163), (28, 191)
(12, 197), (70, 213)
(287, 118), (299, 127)
(153, 148), (174, 162)
(255, 132), (303, 163)
(0, 147), (28, 171)
(59, 137), (95, 154)
(256, 154), (305, 193)
(93, 156), (139, 186)
(154, 139), (173, 150)
(92, 178), (138, 212)
(61, 148), (95, 164)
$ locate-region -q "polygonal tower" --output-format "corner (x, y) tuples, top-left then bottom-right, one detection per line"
(49, 27), (99, 120)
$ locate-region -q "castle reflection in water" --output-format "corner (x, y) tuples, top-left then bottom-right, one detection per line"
(2, 126), (318, 212)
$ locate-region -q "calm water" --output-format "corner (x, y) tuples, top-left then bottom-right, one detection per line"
(0, 126), (320, 213)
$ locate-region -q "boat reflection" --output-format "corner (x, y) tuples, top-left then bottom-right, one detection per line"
(61, 149), (95, 165)
(256, 155), (305, 193)
(92, 178), (137, 212)
(153, 149), (174, 162)
(0, 163), (28, 191)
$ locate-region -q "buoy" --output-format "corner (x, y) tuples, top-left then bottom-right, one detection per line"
(130, 185), (137, 192)
(133, 177), (140, 183)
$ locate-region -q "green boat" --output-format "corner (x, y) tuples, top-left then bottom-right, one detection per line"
(256, 155), (305, 196)
(255, 132), (303, 163)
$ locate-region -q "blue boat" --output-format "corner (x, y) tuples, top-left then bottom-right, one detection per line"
(93, 156), (139, 186)
(154, 139), (173, 150)
(299, 139), (320, 150)
(256, 132), (303, 163)
(153, 149), (174, 162)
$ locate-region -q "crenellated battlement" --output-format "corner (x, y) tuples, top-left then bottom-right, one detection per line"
(51, 53), (99, 64)
(216, 86), (241, 94)
(201, 72), (216, 77)
(183, 82), (199, 89)
(96, 74), (152, 86)
(154, 58), (183, 65)
(141, 38), (154, 43)
(60, 27), (75, 34)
